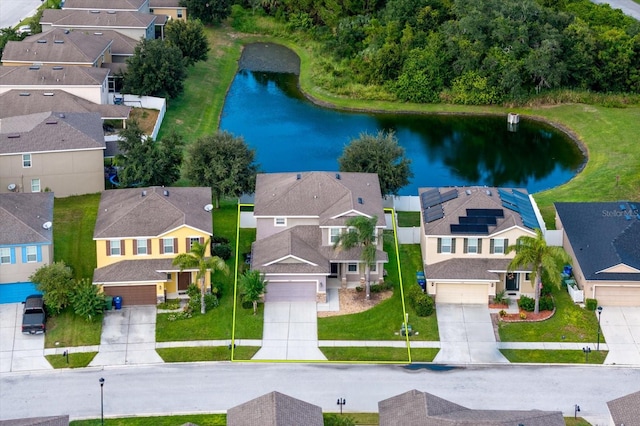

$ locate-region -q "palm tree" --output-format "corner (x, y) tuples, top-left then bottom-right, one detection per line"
(333, 215), (379, 300)
(172, 238), (229, 314)
(239, 269), (268, 315)
(506, 228), (571, 314)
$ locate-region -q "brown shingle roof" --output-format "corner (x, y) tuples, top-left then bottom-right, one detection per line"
(227, 391), (323, 426)
(0, 65), (109, 87)
(92, 258), (177, 283)
(379, 390), (564, 426)
(41, 9), (156, 29)
(254, 172), (386, 227)
(93, 187), (213, 239)
(425, 258), (513, 281)
(0, 111), (105, 154)
(0, 193), (54, 245)
(607, 390), (640, 426)
(0, 90), (130, 119)
(3, 28), (112, 65)
(419, 186), (531, 236)
(150, 0), (181, 7)
(63, 0), (147, 10)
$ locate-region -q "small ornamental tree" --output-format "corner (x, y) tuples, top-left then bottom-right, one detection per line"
(69, 278), (105, 322)
(29, 262), (75, 315)
(239, 270), (268, 315)
(165, 18), (209, 66)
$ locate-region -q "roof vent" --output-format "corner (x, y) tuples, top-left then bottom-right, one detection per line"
(335, 173), (341, 180)
(54, 40), (64, 44)
(19, 92), (31, 96)
(486, 190), (492, 196)
(42, 221), (52, 230)
(94, 32), (103, 35)
(7, 133), (20, 138)
(29, 65), (40, 70)
(46, 119), (58, 124)
(90, 10), (100, 13)
(107, 10), (116, 14)
(58, 113), (65, 118)
(358, 197), (363, 204)
(296, 173), (301, 180)
(64, 29), (69, 34)
(204, 204), (213, 212)
(163, 190), (169, 196)
(37, 39), (47, 44)
(141, 190), (147, 197)
(465, 189), (472, 195)
(43, 92), (54, 96)
(53, 66), (63, 70)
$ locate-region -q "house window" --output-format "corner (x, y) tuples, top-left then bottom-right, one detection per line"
(31, 179), (40, 193)
(163, 238), (175, 254)
(110, 239), (121, 256)
(23, 154), (32, 168)
(370, 262), (377, 272)
(26, 246), (37, 263)
(137, 239), (147, 255)
(347, 263), (358, 273)
(177, 9), (183, 18)
(274, 217), (286, 226)
(329, 228), (340, 244)
(491, 238), (506, 254)
(525, 273), (531, 281)
(438, 237), (454, 254)
(189, 237), (201, 250)
(0, 248), (11, 264)
(465, 238), (479, 254)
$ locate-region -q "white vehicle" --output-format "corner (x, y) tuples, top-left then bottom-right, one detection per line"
(17, 25), (32, 35)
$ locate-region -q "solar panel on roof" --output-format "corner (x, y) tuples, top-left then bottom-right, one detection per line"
(620, 204), (626, 210)
(466, 209), (504, 217)
(450, 224), (489, 234)
(502, 202), (519, 213)
(421, 189), (441, 208)
(459, 216), (497, 225)
(424, 209), (444, 223)
(439, 189), (459, 203)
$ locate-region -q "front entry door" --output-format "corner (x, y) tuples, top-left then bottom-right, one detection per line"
(178, 272), (191, 292)
(330, 263), (338, 278)
(506, 272), (519, 291)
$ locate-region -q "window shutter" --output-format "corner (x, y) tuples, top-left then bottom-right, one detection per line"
(22, 247), (27, 263)
(106, 240), (111, 256)
(504, 239), (509, 252)
(133, 241), (138, 255)
(174, 238), (178, 253)
(159, 240), (164, 254)
(10, 248), (16, 264)
(148, 239), (152, 255)
(437, 238), (442, 254)
(186, 238), (190, 252)
(490, 239), (495, 254)
(478, 239), (482, 254)
(37, 246), (42, 262)
(463, 238), (468, 254)
(121, 240), (125, 255)
(199, 237), (204, 245)
(451, 238), (456, 254)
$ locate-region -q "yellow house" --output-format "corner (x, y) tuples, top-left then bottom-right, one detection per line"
(150, 0), (187, 21)
(92, 186), (213, 305)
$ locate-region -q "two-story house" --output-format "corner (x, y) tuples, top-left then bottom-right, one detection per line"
(92, 186), (213, 305)
(62, 0), (151, 14)
(40, 9), (156, 41)
(251, 172), (388, 304)
(0, 193), (54, 303)
(150, 0), (187, 21)
(419, 186), (542, 304)
(0, 112), (106, 197)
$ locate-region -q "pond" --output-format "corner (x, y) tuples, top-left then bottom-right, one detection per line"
(220, 49), (584, 196)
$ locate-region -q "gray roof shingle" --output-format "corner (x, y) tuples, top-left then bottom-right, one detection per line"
(41, 9), (156, 29)
(607, 390), (640, 426)
(425, 258), (514, 281)
(0, 65), (109, 87)
(0, 193), (54, 245)
(555, 202), (640, 281)
(93, 187), (213, 239)
(227, 391), (323, 426)
(379, 390), (564, 426)
(63, 0), (147, 10)
(150, 0), (181, 7)
(92, 258), (178, 283)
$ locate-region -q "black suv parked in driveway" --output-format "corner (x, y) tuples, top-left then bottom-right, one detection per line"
(22, 294), (46, 334)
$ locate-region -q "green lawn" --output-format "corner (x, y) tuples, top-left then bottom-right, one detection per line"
(44, 308), (102, 348)
(70, 413), (379, 425)
(396, 211), (420, 227)
(157, 346), (259, 362)
(46, 352), (97, 368)
(498, 286), (604, 343)
(53, 193), (100, 279)
(500, 349), (607, 364)
(321, 347), (439, 362)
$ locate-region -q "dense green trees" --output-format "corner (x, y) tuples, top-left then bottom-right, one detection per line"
(165, 19), (210, 66)
(249, 0), (640, 103)
(180, 0), (232, 24)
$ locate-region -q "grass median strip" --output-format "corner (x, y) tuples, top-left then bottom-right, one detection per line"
(157, 346), (259, 362)
(321, 347), (439, 362)
(46, 352), (97, 369)
(500, 349), (607, 364)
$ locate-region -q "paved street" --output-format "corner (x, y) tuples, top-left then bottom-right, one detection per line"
(0, 0), (42, 29)
(1, 363), (639, 424)
(593, 0), (640, 20)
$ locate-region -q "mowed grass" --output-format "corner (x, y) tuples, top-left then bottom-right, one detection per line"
(53, 193), (100, 279)
(498, 286), (603, 343)
(46, 352), (97, 368)
(396, 211), (420, 227)
(70, 413), (379, 425)
(321, 347), (439, 362)
(44, 309), (102, 348)
(157, 345), (259, 362)
(500, 349), (607, 364)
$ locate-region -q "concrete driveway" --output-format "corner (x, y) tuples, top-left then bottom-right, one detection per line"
(89, 306), (163, 367)
(252, 302), (327, 361)
(433, 304), (508, 364)
(599, 307), (640, 365)
(0, 303), (51, 373)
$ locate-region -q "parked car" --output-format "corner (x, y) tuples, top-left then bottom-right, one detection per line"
(17, 25), (32, 35)
(22, 294), (46, 334)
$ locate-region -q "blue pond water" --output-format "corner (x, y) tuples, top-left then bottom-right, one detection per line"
(220, 71), (584, 195)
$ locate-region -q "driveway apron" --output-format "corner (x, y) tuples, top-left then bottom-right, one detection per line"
(0, 303), (50, 372)
(598, 307), (640, 365)
(252, 302), (327, 361)
(89, 306), (163, 367)
(433, 303), (508, 364)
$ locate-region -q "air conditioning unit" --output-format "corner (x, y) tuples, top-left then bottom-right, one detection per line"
(7, 183), (17, 192)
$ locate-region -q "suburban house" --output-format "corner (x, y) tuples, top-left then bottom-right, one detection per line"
(92, 186), (214, 305)
(0, 192), (54, 303)
(0, 65), (110, 105)
(555, 202), (640, 306)
(419, 186), (542, 304)
(378, 390), (564, 426)
(62, 0), (150, 13)
(40, 9), (156, 41)
(0, 112), (105, 197)
(251, 171), (388, 304)
(607, 390), (640, 426)
(1, 28), (114, 68)
(227, 391), (323, 426)
(150, 0), (187, 21)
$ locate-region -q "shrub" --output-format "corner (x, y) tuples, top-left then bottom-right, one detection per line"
(69, 278), (104, 322)
(540, 283), (552, 297)
(414, 293), (435, 317)
(499, 309), (507, 317)
(518, 295), (536, 312)
(585, 298), (598, 311)
(212, 235), (229, 245)
(539, 295), (555, 311)
(212, 243), (232, 260)
(324, 413), (356, 426)
(519, 312), (527, 320)
(493, 289), (508, 305)
(203, 293), (219, 310)
(370, 281), (394, 293)
(406, 285), (423, 309)
(157, 300), (180, 310)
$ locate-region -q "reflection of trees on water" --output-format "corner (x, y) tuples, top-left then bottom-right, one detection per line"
(240, 70), (304, 101)
(375, 114), (584, 187)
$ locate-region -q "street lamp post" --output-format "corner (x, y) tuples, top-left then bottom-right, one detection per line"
(596, 306), (603, 351)
(337, 398), (346, 415)
(99, 377), (105, 425)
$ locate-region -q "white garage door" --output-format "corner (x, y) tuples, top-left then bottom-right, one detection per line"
(594, 286), (640, 307)
(266, 282), (316, 302)
(436, 283), (489, 304)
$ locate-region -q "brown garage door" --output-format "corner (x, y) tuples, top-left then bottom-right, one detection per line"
(103, 285), (156, 305)
(594, 286), (640, 307)
(265, 282), (316, 302)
